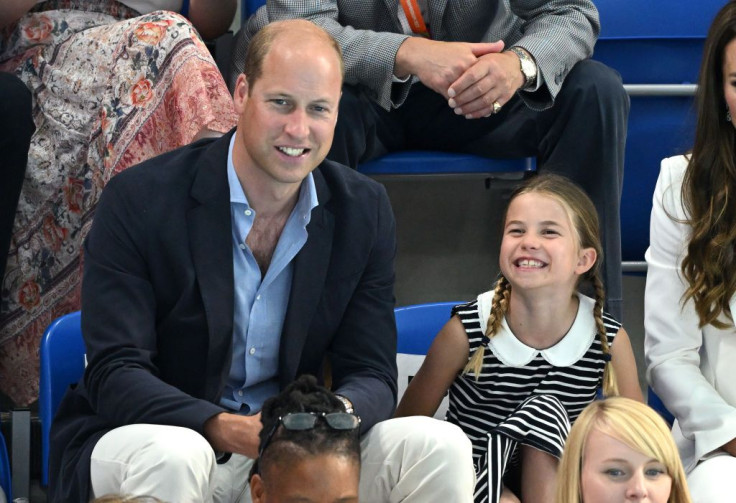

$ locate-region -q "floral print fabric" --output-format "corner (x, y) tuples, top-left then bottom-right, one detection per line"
(0, 2), (238, 405)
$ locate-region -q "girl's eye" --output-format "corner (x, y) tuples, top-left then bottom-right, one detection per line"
(507, 228), (523, 235)
(604, 468), (625, 478)
(645, 467), (667, 478)
(541, 229), (559, 236)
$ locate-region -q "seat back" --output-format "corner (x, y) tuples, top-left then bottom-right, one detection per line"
(0, 431), (10, 502)
(39, 311), (85, 486)
(394, 302), (460, 419)
(242, 0), (266, 19)
(592, 0), (723, 262)
(647, 385), (675, 427)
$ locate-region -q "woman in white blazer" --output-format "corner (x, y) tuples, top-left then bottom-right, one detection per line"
(645, 2), (736, 501)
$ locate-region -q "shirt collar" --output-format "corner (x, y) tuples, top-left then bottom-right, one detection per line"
(226, 132), (318, 216)
(478, 292), (597, 367)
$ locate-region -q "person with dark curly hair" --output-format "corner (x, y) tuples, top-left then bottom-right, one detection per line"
(250, 375), (360, 503)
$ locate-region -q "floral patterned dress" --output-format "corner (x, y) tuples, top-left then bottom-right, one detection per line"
(0, 0), (238, 405)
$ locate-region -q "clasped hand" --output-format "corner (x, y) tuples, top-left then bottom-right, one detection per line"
(395, 37), (525, 119)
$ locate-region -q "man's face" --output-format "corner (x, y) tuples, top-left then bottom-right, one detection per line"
(232, 35), (342, 192)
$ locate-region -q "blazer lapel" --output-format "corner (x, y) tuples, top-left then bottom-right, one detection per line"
(279, 168), (334, 387)
(187, 132), (236, 398)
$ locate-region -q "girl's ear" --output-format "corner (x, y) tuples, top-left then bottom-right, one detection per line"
(575, 247), (597, 275)
(250, 473), (266, 502)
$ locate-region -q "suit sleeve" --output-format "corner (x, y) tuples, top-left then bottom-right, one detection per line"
(644, 157), (736, 469)
(80, 172), (225, 436)
(330, 184), (398, 431)
(507, 0), (599, 109)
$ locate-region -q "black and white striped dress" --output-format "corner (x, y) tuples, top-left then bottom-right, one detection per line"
(446, 292), (619, 503)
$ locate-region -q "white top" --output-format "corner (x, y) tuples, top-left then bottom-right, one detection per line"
(36, 0), (183, 15)
(645, 154), (736, 472)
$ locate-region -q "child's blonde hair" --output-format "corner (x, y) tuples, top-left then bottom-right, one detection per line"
(462, 174), (617, 397)
(556, 397), (691, 503)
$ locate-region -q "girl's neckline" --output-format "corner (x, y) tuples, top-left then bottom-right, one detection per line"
(477, 292), (600, 367)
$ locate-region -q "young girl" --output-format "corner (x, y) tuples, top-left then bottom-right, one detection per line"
(396, 174), (642, 503)
(556, 397), (691, 503)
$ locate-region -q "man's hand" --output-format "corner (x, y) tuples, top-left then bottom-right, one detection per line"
(395, 38), (505, 99)
(204, 412), (262, 459)
(447, 50), (525, 119)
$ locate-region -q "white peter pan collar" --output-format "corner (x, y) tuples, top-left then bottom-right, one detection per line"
(477, 291), (597, 367)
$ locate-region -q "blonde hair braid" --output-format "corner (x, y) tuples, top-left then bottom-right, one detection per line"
(463, 275), (511, 378)
(593, 274), (618, 397)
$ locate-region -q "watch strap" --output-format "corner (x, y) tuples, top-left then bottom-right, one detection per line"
(335, 394), (354, 414)
(508, 46), (537, 90)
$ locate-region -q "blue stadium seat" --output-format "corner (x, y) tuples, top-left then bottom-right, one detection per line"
(592, 0), (723, 263)
(647, 385), (675, 427)
(242, 0), (265, 20)
(394, 302), (460, 419)
(39, 311), (85, 486)
(359, 151), (534, 176)
(0, 431), (11, 502)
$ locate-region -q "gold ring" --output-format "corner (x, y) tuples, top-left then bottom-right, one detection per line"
(492, 101), (502, 114)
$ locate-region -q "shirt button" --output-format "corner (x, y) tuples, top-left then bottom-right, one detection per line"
(256, 294), (261, 301)
(244, 209), (252, 216)
(237, 390), (243, 397)
(249, 347), (256, 355)
(239, 243), (245, 250)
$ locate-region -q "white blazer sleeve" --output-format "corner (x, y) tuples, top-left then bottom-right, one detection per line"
(644, 155), (736, 469)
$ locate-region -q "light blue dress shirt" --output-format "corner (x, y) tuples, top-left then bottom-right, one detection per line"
(220, 133), (317, 414)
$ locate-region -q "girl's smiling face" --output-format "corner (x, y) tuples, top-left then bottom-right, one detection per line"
(499, 192), (595, 294)
(581, 428), (673, 503)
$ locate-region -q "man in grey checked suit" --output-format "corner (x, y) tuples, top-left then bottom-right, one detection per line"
(232, 0), (628, 320)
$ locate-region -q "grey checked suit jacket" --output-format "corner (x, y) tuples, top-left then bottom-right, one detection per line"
(231, 0), (600, 111)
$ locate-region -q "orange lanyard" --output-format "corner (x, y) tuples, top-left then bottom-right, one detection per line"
(399, 0), (430, 38)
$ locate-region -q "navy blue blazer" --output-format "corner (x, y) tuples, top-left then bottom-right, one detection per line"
(48, 131), (398, 502)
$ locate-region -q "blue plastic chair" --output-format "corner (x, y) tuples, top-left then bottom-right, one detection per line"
(359, 151), (534, 177)
(394, 302), (461, 418)
(242, 0), (265, 20)
(647, 385), (675, 427)
(0, 431), (11, 502)
(39, 311), (85, 486)
(592, 0), (723, 264)
(395, 301), (459, 355)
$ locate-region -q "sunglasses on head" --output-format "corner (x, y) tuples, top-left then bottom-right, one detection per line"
(259, 411), (361, 458)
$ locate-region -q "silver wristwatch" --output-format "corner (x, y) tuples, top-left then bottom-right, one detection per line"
(336, 394), (354, 414)
(508, 47), (538, 90)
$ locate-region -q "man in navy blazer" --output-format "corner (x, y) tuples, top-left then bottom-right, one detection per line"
(49, 19), (474, 503)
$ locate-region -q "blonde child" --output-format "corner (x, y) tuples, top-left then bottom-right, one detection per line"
(556, 397), (691, 503)
(396, 174), (642, 503)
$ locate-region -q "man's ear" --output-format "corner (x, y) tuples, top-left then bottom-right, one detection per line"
(233, 73), (249, 114)
(575, 247), (597, 276)
(250, 473), (265, 502)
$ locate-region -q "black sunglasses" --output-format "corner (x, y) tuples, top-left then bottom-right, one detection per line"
(258, 411), (361, 458)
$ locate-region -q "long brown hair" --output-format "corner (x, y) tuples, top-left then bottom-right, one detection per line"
(681, 0), (736, 328)
(463, 174), (618, 397)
